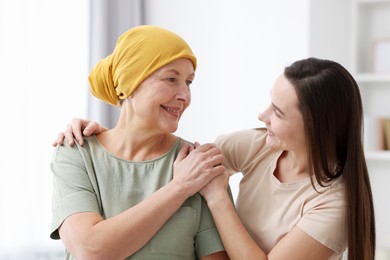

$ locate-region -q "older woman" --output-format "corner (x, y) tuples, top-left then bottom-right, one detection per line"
(50, 25), (228, 260)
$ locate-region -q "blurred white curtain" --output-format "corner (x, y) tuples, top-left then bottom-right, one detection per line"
(87, 0), (145, 128)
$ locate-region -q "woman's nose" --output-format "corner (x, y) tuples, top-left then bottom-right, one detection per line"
(258, 105), (270, 123)
(258, 112), (265, 122)
(176, 84), (191, 103)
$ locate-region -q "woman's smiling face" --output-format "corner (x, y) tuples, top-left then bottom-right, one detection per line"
(258, 74), (307, 153)
(128, 58), (195, 133)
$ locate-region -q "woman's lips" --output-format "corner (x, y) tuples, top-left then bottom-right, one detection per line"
(267, 128), (275, 136)
(161, 105), (182, 117)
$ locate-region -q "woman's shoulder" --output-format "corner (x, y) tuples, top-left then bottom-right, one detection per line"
(213, 128), (279, 173)
(215, 127), (268, 150)
(54, 135), (98, 158)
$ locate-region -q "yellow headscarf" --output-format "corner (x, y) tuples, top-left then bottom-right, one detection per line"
(88, 25), (197, 106)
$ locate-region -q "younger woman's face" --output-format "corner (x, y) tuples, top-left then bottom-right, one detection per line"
(258, 74), (307, 153)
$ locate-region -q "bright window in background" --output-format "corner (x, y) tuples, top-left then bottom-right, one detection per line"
(0, 0), (89, 258)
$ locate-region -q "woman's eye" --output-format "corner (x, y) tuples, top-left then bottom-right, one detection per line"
(167, 77), (176, 82)
(186, 80), (193, 86)
(273, 108), (281, 118)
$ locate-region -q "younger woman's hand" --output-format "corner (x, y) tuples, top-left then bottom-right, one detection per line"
(199, 171), (230, 205)
(52, 118), (106, 147)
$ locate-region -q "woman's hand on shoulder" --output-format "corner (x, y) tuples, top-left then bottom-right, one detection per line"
(172, 142), (225, 197)
(52, 118), (107, 147)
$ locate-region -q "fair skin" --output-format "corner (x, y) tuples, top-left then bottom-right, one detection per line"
(57, 58), (228, 260)
(55, 74), (335, 259)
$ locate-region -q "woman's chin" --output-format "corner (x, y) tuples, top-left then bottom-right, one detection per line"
(166, 124), (179, 133)
(266, 136), (281, 149)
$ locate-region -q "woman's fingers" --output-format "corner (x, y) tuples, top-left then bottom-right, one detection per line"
(176, 142), (191, 161)
(173, 142), (225, 197)
(192, 143), (224, 167)
(51, 118), (105, 147)
(52, 132), (66, 147)
(208, 153), (224, 167)
(69, 119), (84, 146)
(82, 120), (100, 136)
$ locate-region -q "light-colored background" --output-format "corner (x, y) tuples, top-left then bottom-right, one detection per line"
(1, 0), (389, 259)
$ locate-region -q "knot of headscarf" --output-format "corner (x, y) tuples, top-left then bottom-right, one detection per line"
(88, 25), (197, 106)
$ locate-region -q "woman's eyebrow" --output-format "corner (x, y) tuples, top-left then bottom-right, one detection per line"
(163, 69), (195, 78)
(164, 69), (180, 75)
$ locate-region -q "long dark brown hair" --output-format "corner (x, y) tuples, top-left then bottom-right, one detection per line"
(284, 57), (375, 260)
